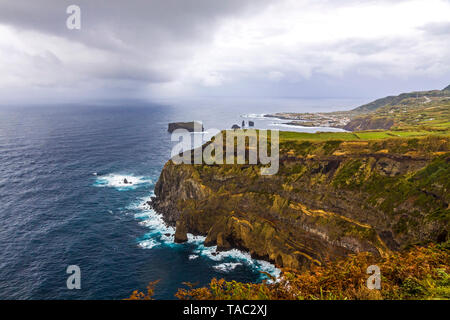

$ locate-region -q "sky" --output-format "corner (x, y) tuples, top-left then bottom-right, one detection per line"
(0, 0), (449, 105)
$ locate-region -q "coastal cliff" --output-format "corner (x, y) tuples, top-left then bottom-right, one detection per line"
(151, 133), (449, 270)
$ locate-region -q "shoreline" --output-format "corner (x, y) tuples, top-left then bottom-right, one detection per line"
(263, 111), (354, 129)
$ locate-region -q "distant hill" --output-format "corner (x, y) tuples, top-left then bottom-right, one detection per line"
(352, 85), (450, 113)
(343, 85), (450, 131)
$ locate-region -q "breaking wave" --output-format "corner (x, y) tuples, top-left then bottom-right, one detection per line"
(93, 174), (152, 191)
(241, 113), (268, 119)
(213, 262), (243, 272)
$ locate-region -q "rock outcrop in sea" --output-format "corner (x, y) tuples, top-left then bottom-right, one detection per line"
(168, 121), (204, 133)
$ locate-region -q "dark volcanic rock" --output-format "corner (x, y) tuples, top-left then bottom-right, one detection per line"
(168, 121), (204, 133)
(174, 220), (188, 243)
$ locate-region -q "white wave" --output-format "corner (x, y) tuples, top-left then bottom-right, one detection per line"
(187, 234), (206, 245)
(241, 113), (268, 119)
(94, 173), (152, 190)
(241, 113), (291, 122)
(189, 254), (199, 260)
(193, 243), (281, 280)
(129, 195), (176, 250)
(213, 262), (242, 272)
(194, 245), (252, 262)
(138, 238), (159, 249)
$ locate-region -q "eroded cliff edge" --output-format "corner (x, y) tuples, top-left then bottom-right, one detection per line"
(151, 134), (449, 270)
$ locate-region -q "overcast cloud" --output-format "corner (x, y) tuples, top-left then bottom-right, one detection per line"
(0, 0), (449, 104)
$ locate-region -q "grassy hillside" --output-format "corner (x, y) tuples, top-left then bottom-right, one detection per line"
(279, 128), (449, 142)
(352, 85), (450, 113)
(344, 95), (450, 132)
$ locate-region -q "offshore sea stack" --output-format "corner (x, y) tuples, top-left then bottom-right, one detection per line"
(168, 121), (204, 133)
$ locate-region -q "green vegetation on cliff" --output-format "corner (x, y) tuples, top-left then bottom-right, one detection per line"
(152, 131), (449, 270)
(352, 85), (450, 113)
(344, 86), (450, 131)
(128, 242), (449, 300)
(347, 98), (450, 131)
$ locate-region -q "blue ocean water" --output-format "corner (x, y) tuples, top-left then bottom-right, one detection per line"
(0, 98), (365, 299)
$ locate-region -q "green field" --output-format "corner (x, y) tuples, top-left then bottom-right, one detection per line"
(278, 131), (358, 141)
(278, 130), (445, 142)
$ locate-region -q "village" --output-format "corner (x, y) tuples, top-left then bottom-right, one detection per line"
(265, 112), (353, 128)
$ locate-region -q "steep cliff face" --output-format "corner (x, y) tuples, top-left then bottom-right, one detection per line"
(152, 135), (449, 270)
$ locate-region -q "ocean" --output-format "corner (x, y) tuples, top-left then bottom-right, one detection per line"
(0, 97), (366, 299)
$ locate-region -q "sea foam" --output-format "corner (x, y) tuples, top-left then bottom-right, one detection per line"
(94, 174), (152, 190)
(241, 113), (268, 119)
(213, 262), (243, 272)
(192, 243), (281, 278)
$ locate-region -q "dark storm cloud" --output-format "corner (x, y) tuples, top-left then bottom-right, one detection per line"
(0, 1), (269, 50)
(0, 0), (271, 89)
(0, 0), (449, 104)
